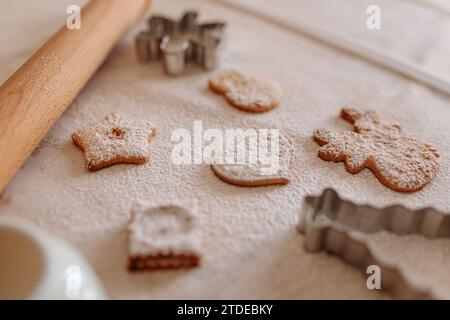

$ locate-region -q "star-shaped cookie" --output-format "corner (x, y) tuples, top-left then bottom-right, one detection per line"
(72, 113), (156, 171)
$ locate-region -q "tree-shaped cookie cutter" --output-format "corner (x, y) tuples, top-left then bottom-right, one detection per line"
(135, 11), (226, 75)
(298, 188), (450, 299)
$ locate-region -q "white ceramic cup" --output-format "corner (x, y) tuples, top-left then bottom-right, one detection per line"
(0, 215), (107, 300)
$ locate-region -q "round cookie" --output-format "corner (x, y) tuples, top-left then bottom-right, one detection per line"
(208, 70), (283, 113)
(211, 133), (295, 187)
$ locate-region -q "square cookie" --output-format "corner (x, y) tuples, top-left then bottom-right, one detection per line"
(128, 201), (202, 270)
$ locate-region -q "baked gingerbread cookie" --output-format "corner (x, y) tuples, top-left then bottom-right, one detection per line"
(72, 113), (156, 171)
(209, 70), (282, 113)
(313, 108), (440, 192)
(128, 201), (201, 270)
(211, 132), (295, 187)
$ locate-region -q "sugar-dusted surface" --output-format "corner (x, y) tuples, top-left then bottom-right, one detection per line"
(1, 0), (450, 299)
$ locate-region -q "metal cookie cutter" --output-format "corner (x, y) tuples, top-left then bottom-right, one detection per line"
(298, 188), (450, 299)
(135, 11), (226, 75)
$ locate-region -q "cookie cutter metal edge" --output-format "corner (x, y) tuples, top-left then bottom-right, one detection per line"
(135, 11), (226, 75)
(298, 188), (450, 299)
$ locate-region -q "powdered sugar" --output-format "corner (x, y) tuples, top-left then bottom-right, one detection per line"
(2, 0), (450, 300)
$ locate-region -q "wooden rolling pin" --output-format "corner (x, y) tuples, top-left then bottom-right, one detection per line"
(0, 0), (150, 193)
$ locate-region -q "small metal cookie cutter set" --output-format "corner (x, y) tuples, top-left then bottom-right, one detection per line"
(135, 11), (226, 75)
(298, 188), (450, 299)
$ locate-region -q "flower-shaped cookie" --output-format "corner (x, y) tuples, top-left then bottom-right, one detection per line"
(209, 70), (283, 113)
(313, 108), (440, 192)
(72, 113), (156, 171)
